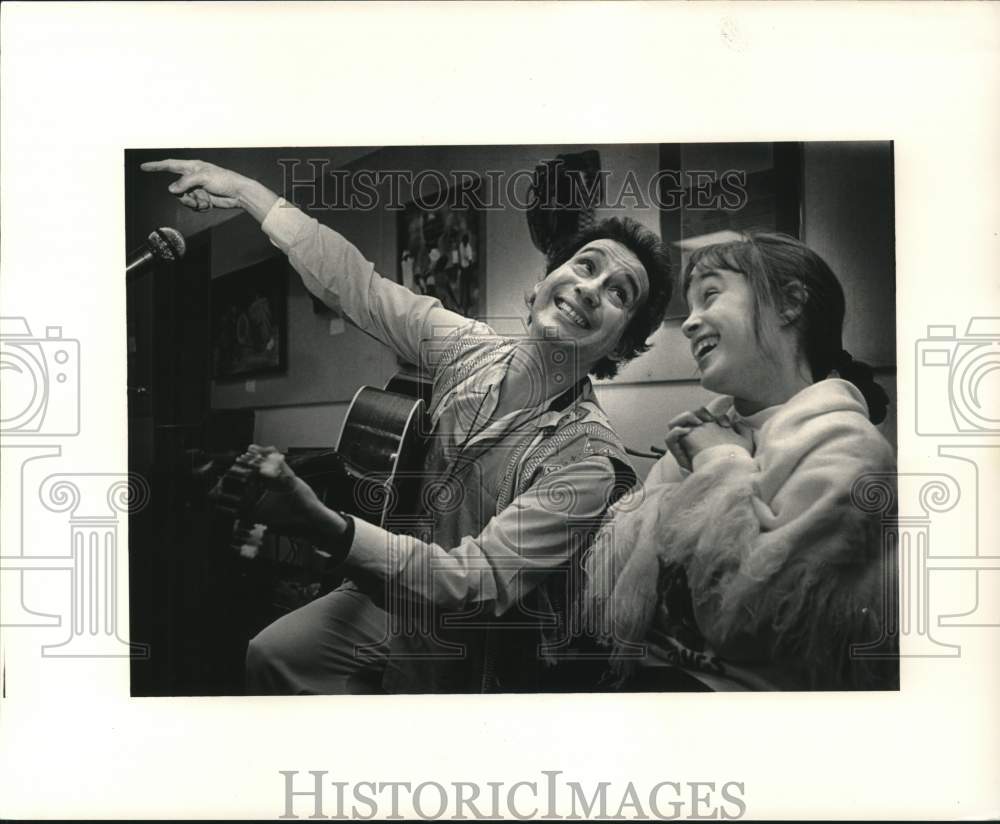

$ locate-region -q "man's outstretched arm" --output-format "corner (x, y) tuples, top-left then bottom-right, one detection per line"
(142, 158), (472, 370)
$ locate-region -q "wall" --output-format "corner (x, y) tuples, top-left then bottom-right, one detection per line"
(801, 141), (897, 452)
(802, 142), (895, 367)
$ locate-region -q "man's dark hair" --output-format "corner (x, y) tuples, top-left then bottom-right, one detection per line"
(540, 217), (673, 379)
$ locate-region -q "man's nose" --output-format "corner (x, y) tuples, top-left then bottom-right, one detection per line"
(574, 281), (600, 308)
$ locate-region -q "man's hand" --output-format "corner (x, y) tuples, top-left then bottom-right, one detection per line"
(140, 158), (245, 211)
(141, 159), (280, 222)
(237, 445), (330, 541)
(663, 409), (753, 472)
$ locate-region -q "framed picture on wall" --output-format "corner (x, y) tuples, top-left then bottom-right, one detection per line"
(396, 184), (485, 320)
(658, 142), (803, 318)
(210, 257), (288, 380)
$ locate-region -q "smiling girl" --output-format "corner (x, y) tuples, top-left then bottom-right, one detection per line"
(582, 232), (897, 691)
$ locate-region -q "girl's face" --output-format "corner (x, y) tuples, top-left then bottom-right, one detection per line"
(682, 265), (779, 404)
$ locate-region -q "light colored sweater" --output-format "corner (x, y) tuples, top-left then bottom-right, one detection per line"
(582, 378), (898, 690)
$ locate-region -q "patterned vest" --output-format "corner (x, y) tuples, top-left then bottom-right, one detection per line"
(381, 329), (636, 693)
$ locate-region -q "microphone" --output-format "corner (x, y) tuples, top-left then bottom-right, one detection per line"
(126, 227), (186, 281)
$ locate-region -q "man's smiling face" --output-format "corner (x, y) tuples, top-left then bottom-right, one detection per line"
(529, 239), (650, 371)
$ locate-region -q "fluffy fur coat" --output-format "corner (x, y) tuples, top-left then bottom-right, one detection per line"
(581, 379), (898, 690)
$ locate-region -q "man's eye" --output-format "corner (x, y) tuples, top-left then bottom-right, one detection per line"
(610, 286), (627, 303)
(577, 259), (593, 274)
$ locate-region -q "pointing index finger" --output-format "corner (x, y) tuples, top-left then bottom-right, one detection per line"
(140, 159), (194, 174)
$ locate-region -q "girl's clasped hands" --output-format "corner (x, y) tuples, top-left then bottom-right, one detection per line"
(663, 407), (754, 473)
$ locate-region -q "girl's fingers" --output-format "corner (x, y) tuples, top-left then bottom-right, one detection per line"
(664, 426), (692, 447)
(693, 406), (715, 423)
(667, 411), (704, 430)
(664, 426), (693, 469)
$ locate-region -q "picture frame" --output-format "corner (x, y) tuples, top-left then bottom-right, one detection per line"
(210, 257), (288, 380)
(396, 185), (484, 320)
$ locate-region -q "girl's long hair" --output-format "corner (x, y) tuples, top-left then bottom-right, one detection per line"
(682, 232), (888, 423)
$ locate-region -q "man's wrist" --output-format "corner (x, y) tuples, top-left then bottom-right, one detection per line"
(303, 511), (354, 575)
(312, 507), (355, 554)
(236, 177), (281, 224)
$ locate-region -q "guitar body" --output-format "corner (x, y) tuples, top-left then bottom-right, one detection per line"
(335, 384), (429, 525)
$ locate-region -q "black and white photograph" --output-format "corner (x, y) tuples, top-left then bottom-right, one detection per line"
(124, 142), (898, 698)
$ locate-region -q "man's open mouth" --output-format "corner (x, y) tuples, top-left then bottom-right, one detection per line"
(555, 297), (590, 329)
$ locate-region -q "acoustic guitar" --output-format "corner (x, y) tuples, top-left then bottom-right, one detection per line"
(211, 374), (430, 569)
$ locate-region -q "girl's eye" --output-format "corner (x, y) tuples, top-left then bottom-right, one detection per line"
(703, 288), (719, 304)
